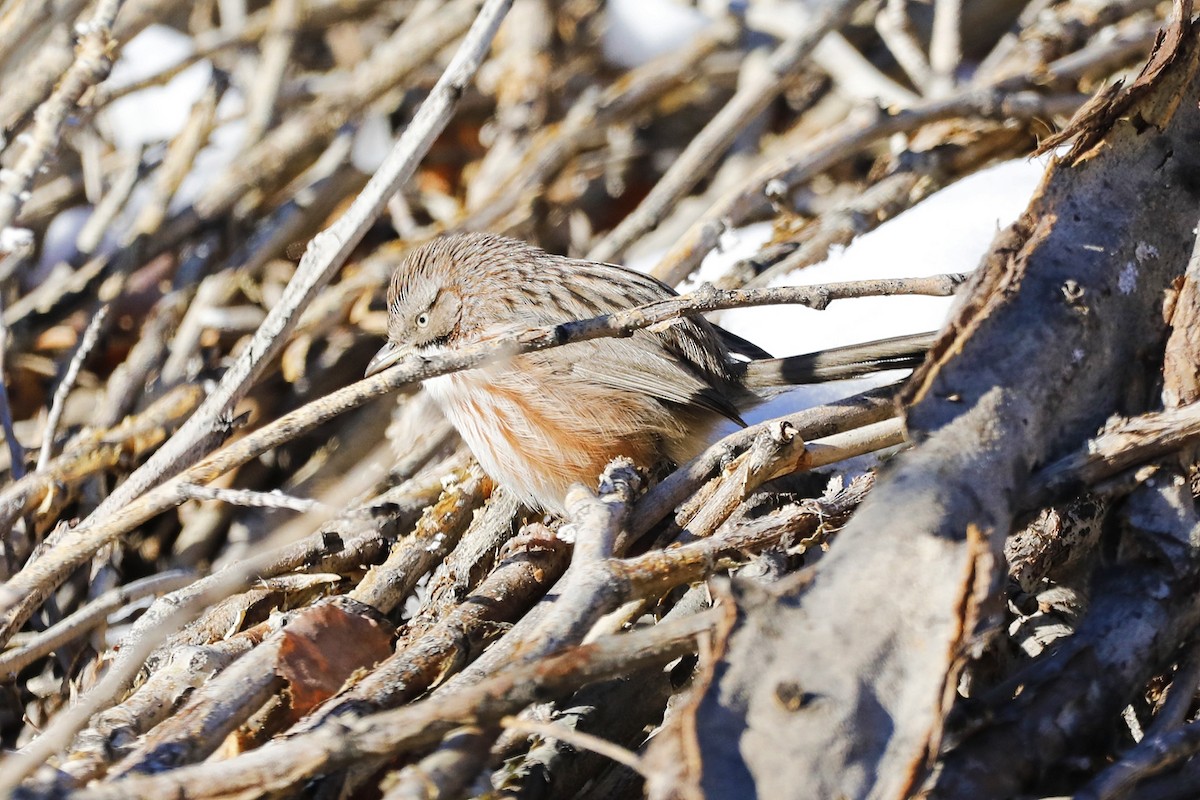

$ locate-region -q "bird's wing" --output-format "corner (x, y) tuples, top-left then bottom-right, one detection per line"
(564, 261), (773, 363)
(554, 260), (760, 425)
(568, 331), (748, 426)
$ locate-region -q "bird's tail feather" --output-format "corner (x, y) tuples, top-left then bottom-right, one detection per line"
(740, 331), (937, 388)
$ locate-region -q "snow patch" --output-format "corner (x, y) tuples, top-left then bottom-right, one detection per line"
(663, 157), (1047, 418)
(603, 0), (711, 68)
(102, 25), (213, 150)
(352, 113), (395, 174)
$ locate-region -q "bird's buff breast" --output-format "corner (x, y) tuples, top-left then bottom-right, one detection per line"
(422, 367), (657, 513)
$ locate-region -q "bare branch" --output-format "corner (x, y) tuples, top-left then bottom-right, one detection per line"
(36, 304), (109, 473)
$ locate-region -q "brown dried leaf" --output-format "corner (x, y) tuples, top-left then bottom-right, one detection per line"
(277, 602), (394, 720)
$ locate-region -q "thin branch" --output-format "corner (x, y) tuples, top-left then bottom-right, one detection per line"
(1077, 720), (1200, 800)
(627, 382), (897, 541)
(0, 284), (25, 479)
(75, 149), (142, 256)
(348, 466), (490, 613)
(512, 460), (643, 658)
(0, 0), (87, 76)
(240, 0), (299, 145)
(877, 0), (934, 93)
(743, 4), (919, 106)
(176, 483), (327, 513)
(1027, 400), (1200, 506)
(929, 0), (963, 94)
(381, 726), (496, 800)
(36, 304), (109, 473)
(500, 716), (648, 776)
(676, 421), (811, 541)
(652, 82), (1084, 285)
(1148, 644), (1200, 736)
(814, 30), (920, 106)
(543, 275), (963, 332)
(745, 170), (933, 288)
(130, 73), (228, 237)
(619, 473), (875, 601)
(0, 385), (203, 536)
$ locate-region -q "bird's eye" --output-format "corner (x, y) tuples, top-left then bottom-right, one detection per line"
(416, 312), (430, 328)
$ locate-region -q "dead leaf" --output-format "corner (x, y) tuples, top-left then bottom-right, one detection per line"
(277, 602), (394, 720)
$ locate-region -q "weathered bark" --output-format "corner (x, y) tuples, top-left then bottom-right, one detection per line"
(696, 7), (1200, 799)
(947, 110), (1200, 800)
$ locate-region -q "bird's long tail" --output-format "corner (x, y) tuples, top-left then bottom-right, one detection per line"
(739, 331), (937, 388)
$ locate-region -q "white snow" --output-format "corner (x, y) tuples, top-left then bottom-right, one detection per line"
(720, 158), (1049, 357)
(629, 156), (1050, 435)
(351, 113), (396, 174)
(102, 25), (213, 151)
(602, 0), (711, 68)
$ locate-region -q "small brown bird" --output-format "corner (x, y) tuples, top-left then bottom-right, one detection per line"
(367, 233), (924, 512)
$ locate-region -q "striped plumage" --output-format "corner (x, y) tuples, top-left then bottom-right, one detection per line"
(368, 233), (775, 512)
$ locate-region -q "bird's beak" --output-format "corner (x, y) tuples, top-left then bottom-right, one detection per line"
(366, 341), (405, 377)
